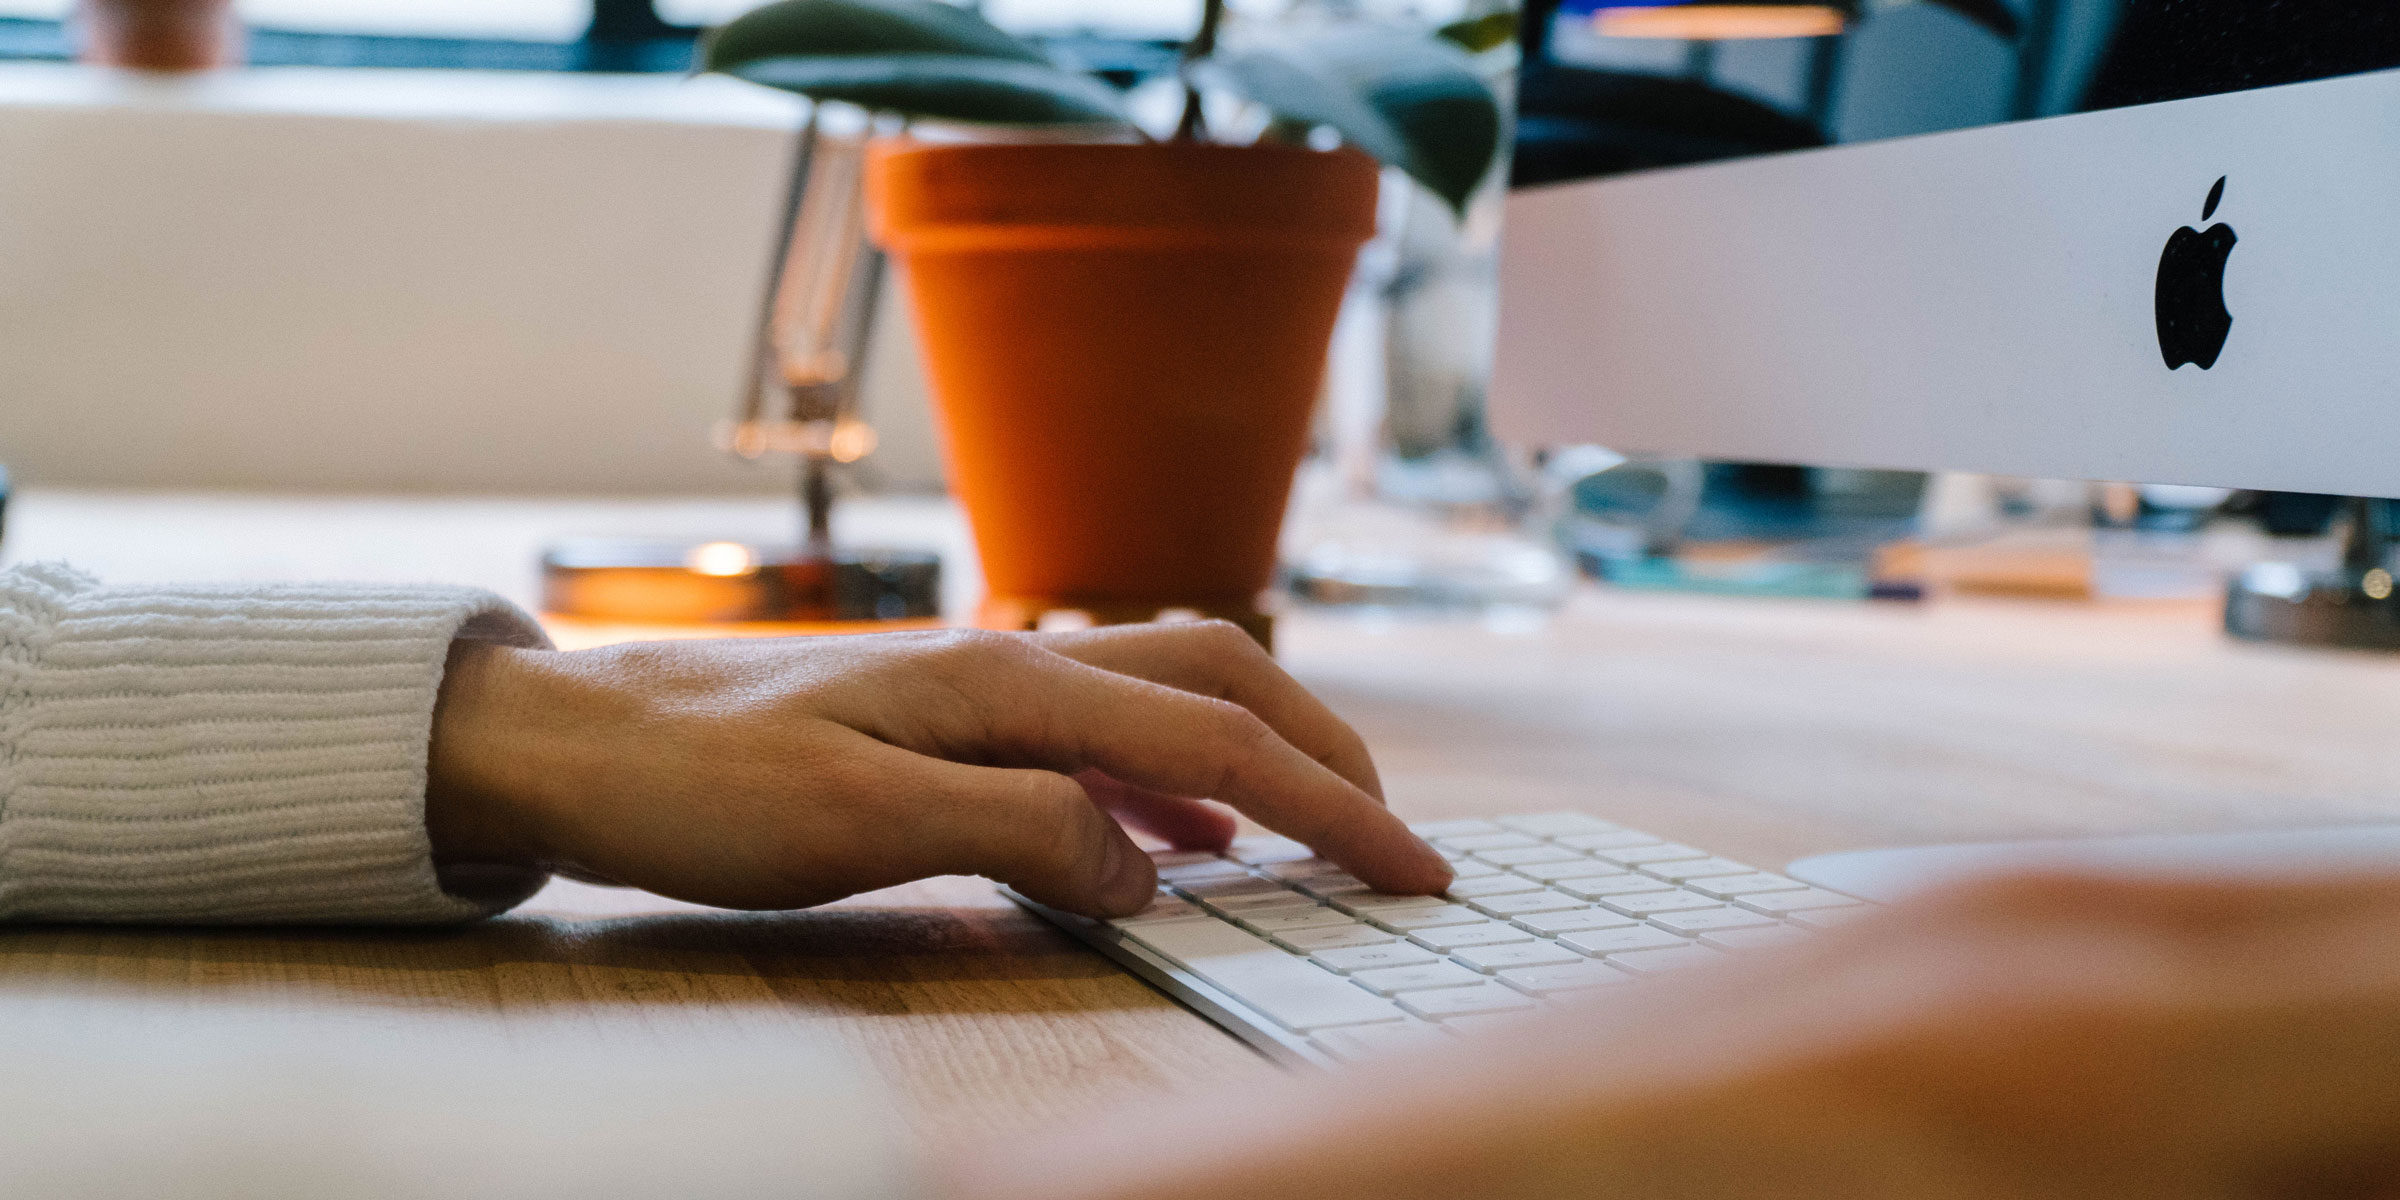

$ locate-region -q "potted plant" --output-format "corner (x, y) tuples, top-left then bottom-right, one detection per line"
(702, 0), (1507, 643)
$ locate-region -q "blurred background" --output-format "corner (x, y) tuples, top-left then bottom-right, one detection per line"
(0, 0), (2386, 625)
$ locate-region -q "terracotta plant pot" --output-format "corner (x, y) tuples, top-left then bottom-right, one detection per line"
(866, 140), (1380, 638)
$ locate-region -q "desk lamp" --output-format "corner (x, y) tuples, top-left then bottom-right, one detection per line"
(542, 111), (940, 625)
(1563, 0), (2017, 40)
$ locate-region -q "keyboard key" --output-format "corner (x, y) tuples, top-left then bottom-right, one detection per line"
(1792, 905), (1875, 930)
(1123, 919), (1406, 1032)
(1467, 890), (1586, 918)
(1699, 925), (1807, 951)
(1498, 812), (1621, 838)
(1686, 873), (1811, 899)
(1148, 850), (1221, 868)
(1474, 845), (1584, 867)
(1241, 909), (1358, 934)
(1554, 830), (1663, 852)
(1608, 944), (1727, 975)
(1332, 892), (1451, 915)
(1226, 836), (1314, 865)
(1397, 983), (1538, 1021)
(1309, 1022), (1451, 1063)
(1600, 891), (1726, 917)
(1596, 843), (1712, 867)
(1351, 961), (1487, 995)
(1178, 876), (1291, 900)
(1639, 857), (1758, 883)
(1275, 925), (1403, 953)
(1450, 941), (1584, 973)
(1261, 858), (1346, 881)
(1555, 876), (1686, 901)
(1187, 876), (1300, 896)
(1497, 962), (1630, 995)
(1648, 908), (1780, 935)
(1735, 888), (1866, 916)
(1437, 832), (1542, 852)
(1312, 942), (1440, 973)
(1440, 1013), (1533, 1036)
(1556, 925), (1691, 957)
(1205, 893), (1323, 917)
(1107, 896), (1204, 926)
(1513, 908), (1638, 937)
(1292, 874), (1370, 897)
(1370, 905), (1489, 932)
(1409, 819), (1503, 838)
(1515, 859), (1626, 883)
(1161, 860), (1256, 884)
(1408, 922), (1538, 952)
(1445, 875), (1545, 899)
(1448, 859), (1505, 879)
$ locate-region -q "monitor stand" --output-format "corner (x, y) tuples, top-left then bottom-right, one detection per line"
(2225, 498), (2400, 651)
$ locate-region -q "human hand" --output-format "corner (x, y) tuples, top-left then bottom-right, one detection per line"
(424, 622), (1450, 916)
(959, 872), (2400, 1200)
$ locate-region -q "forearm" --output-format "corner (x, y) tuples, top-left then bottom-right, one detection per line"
(0, 564), (551, 923)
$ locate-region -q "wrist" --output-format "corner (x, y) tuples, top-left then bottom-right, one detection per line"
(426, 640), (557, 868)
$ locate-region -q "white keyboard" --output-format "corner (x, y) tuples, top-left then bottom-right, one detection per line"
(1004, 813), (1872, 1066)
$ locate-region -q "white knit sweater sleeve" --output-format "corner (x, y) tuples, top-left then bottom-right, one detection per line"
(0, 562), (553, 923)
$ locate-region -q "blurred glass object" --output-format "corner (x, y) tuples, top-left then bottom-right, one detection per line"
(1554, 456), (1926, 599)
(720, 103), (887, 546)
(2227, 498), (2400, 650)
(543, 99), (938, 625)
(1284, 0), (1573, 614)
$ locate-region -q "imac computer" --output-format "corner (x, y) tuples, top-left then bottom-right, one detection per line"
(1004, 6), (2400, 1064)
(1489, 14), (2400, 894)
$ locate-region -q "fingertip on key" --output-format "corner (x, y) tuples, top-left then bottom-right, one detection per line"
(1367, 834), (1455, 897)
(1096, 836), (1162, 916)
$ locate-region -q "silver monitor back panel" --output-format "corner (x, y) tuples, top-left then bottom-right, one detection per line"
(1491, 68), (2400, 498)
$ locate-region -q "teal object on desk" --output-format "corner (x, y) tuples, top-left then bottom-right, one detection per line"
(1595, 556), (1871, 601)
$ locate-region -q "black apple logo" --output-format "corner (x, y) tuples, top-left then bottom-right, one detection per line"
(2155, 176), (2238, 370)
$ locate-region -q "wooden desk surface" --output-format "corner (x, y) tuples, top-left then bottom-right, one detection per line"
(5, 489), (2399, 1137)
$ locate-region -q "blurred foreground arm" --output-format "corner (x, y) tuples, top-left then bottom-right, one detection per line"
(954, 872), (2400, 1200)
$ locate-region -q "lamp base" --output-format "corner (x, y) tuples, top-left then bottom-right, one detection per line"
(541, 540), (940, 625)
(2224, 563), (2400, 651)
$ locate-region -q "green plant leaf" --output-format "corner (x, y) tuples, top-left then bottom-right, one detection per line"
(724, 54), (1130, 124)
(702, 0), (1050, 72)
(1435, 10), (1520, 55)
(1200, 28), (1503, 216)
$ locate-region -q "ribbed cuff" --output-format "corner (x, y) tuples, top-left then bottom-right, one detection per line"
(0, 563), (553, 924)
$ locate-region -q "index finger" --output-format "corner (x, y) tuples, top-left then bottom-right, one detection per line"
(966, 642), (1451, 895)
(1034, 620), (1385, 803)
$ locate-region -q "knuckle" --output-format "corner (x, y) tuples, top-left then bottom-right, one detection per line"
(1202, 697), (1275, 746)
(1192, 617), (1253, 647)
(915, 629), (1044, 686)
(1196, 618), (1272, 665)
(1017, 772), (1109, 870)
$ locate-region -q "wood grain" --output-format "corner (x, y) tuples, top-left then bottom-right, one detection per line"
(4, 492), (2398, 1135)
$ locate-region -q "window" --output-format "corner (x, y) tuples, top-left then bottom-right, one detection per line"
(0, 0), (1223, 72)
